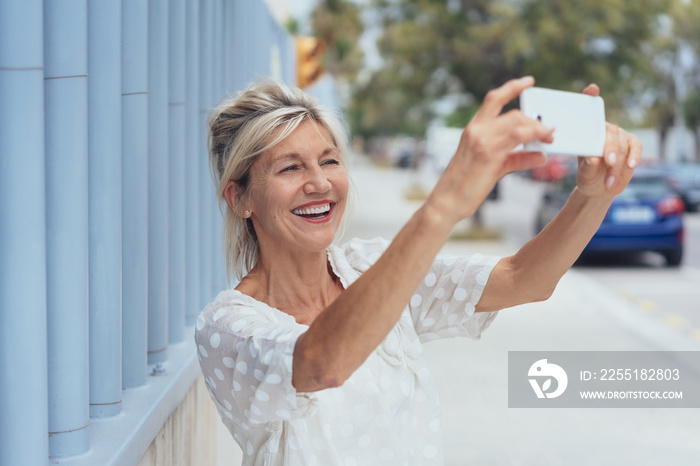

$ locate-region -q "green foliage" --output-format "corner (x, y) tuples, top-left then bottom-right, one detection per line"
(347, 67), (434, 136)
(673, 0), (700, 153)
(351, 0), (674, 137)
(637, 0), (700, 159)
(682, 89), (700, 162)
(284, 16), (300, 36)
(311, 0), (365, 83)
(682, 90), (700, 130)
(673, 0), (700, 60)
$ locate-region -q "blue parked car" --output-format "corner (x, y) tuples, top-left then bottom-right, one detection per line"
(535, 167), (685, 266)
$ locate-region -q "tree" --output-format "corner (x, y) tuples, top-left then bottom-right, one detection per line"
(348, 67), (434, 138)
(673, 0), (700, 162)
(353, 0), (673, 136)
(352, 0), (673, 232)
(682, 90), (700, 162)
(310, 0), (365, 84)
(641, 27), (678, 161)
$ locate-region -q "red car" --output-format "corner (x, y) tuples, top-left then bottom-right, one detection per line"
(529, 156), (576, 182)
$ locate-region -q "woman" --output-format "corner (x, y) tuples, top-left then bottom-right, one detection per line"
(196, 77), (641, 465)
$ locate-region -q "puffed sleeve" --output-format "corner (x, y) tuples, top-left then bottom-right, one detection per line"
(408, 252), (501, 342)
(195, 291), (317, 427)
(337, 237), (501, 342)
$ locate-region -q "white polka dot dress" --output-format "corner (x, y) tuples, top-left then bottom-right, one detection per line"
(195, 237), (500, 465)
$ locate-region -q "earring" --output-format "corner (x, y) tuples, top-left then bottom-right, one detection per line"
(244, 210), (250, 217)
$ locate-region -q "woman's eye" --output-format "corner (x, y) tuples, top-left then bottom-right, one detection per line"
(323, 159), (340, 166)
(279, 165), (298, 173)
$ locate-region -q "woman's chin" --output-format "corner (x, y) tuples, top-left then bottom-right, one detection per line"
(259, 230), (337, 257)
(302, 232), (338, 252)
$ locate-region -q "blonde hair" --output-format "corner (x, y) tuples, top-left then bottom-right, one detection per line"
(207, 80), (351, 281)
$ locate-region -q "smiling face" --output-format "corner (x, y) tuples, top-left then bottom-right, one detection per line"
(244, 119), (349, 259)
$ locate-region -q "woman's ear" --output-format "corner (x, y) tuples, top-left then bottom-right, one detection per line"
(223, 180), (248, 218)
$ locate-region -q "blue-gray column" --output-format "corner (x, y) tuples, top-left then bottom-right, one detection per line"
(44, 0), (90, 457)
(199, 0), (214, 308)
(168, 0), (186, 343)
(248, 0), (257, 81)
(284, 33), (296, 85)
(147, 0), (169, 365)
(185, 0), (201, 325)
(88, 0), (123, 418)
(263, 5), (275, 79)
(276, 19), (296, 86)
(0, 2), (49, 465)
(231, 0), (247, 90)
(223, 0), (234, 91)
(252, 1), (266, 78)
(122, 0), (149, 388)
(212, 0), (226, 293)
(213, 0), (223, 98)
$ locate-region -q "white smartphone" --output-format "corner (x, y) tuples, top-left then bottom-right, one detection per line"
(520, 87), (606, 157)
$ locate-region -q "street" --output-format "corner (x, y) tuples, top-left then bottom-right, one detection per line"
(485, 171), (700, 346)
(345, 155), (700, 466)
(347, 154), (700, 345)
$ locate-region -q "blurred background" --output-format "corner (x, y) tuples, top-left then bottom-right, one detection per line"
(283, 0), (700, 267)
(276, 1), (700, 465)
(284, 0), (700, 159)
(276, 0), (700, 270)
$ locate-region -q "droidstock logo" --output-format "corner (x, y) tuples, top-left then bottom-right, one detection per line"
(528, 359), (568, 399)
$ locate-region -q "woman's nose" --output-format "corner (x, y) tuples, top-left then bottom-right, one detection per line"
(303, 166), (332, 194)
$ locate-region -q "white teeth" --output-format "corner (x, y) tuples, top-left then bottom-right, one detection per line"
(292, 203), (331, 216)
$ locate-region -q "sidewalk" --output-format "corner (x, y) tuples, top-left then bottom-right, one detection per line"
(345, 154), (700, 466)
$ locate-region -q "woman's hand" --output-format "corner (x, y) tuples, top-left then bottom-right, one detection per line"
(475, 85), (643, 314)
(429, 76), (555, 225)
(575, 84), (643, 199)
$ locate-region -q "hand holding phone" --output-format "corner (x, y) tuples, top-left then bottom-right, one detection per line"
(520, 87), (606, 157)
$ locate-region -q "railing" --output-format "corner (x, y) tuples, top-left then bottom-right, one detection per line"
(0, 0), (296, 464)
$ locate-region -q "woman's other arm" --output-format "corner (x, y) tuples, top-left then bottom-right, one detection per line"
(476, 85), (643, 312)
(293, 77), (553, 392)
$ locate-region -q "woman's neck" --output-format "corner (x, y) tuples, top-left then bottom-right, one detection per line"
(238, 247), (343, 325)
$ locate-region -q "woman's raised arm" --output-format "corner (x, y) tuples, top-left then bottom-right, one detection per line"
(475, 85), (643, 313)
(293, 76), (555, 392)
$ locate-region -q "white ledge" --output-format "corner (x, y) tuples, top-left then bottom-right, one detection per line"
(53, 327), (199, 466)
